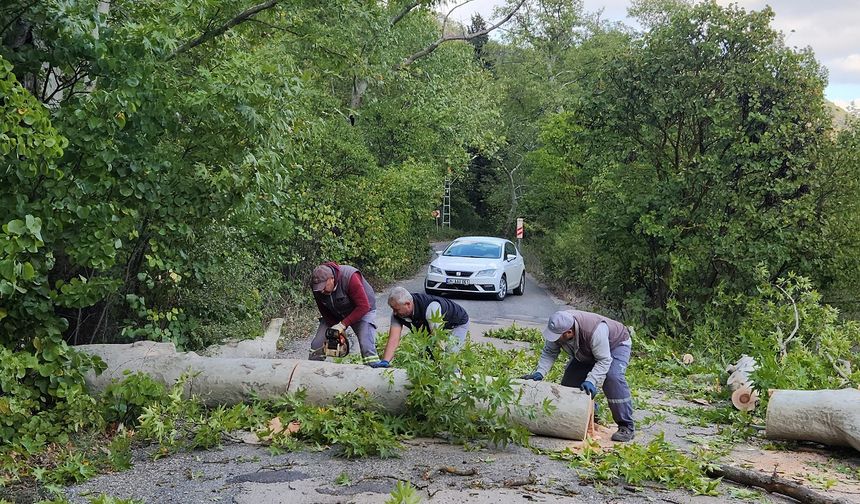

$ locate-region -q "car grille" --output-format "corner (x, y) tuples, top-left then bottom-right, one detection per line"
(444, 270), (473, 277)
(441, 283), (480, 291)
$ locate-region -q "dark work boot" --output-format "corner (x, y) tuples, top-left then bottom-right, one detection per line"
(611, 426), (635, 442)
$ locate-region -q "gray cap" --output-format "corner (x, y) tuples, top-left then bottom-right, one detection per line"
(542, 310), (575, 342)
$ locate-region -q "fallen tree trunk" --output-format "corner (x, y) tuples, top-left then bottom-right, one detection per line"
(200, 318), (282, 358)
(77, 338), (592, 440)
(708, 465), (854, 504)
(765, 388), (860, 451)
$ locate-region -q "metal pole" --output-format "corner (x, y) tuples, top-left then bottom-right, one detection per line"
(442, 175), (452, 228)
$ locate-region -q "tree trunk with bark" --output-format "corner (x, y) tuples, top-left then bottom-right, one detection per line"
(77, 319), (593, 440)
(765, 388), (860, 451)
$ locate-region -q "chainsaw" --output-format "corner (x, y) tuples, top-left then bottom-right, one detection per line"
(324, 327), (350, 358)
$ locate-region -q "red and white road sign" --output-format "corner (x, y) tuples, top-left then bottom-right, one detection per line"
(516, 218), (524, 239)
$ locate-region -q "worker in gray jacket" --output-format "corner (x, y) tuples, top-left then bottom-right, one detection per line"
(522, 309), (635, 442)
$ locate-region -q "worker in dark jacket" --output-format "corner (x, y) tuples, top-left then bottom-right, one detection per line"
(370, 286), (469, 368)
(309, 262), (380, 365)
(522, 309), (635, 442)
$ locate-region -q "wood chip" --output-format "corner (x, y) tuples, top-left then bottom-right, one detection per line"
(504, 474), (536, 487)
(439, 466), (477, 476)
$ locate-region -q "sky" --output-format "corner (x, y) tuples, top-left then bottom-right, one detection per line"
(441, 0), (860, 108)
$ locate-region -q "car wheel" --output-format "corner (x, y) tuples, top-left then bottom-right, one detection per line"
(513, 272), (525, 296)
(495, 275), (507, 301)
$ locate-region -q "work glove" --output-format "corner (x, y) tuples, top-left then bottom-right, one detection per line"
(331, 322), (346, 333)
(579, 380), (597, 398)
(369, 359), (390, 368)
(520, 372), (543, 381)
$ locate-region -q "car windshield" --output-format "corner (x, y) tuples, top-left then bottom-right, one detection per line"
(443, 241), (502, 259)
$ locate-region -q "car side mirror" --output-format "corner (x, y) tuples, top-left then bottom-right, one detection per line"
(506, 254), (516, 261)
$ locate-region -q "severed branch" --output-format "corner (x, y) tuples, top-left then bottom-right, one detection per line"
(168, 0), (279, 60)
(774, 283), (799, 361)
(396, 0), (527, 69)
(503, 472), (536, 487)
(708, 465), (853, 504)
(726, 354), (759, 411)
(422, 465), (478, 479)
(824, 352), (852, 382)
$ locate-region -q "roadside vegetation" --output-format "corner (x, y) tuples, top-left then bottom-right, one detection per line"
(3, 315), (858, 501)
(0, 326), (735, 501)
(1, 328), (538, 501)
(3, 0), (860, 502)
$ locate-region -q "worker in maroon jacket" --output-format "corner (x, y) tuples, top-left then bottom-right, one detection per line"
(309, 262), (380, 364)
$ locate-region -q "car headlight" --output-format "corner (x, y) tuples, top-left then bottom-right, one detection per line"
(475, 269), (497, 277)
(429, 265), (443, 275)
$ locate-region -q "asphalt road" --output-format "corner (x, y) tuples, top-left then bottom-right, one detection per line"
(373, 243), (566, 339)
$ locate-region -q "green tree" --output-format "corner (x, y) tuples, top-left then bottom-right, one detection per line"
(525, 2), (846, 331)
(464, 0), (593, 236)
(814, 122), (860, 314)
(468, 13), (490, 66)
(0, 54), (105, 454)
(0, 0), (510, 454)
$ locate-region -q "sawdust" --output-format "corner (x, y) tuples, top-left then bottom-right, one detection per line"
(529, 424), (620, 453)
(231, 418), (301, 446)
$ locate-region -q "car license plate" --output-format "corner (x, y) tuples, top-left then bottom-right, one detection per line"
(448, 278), (470, 285)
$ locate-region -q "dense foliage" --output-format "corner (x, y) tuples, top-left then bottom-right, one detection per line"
(1, 0), (500, 457)
(467, 2), (860, 338)
(1, 0), (498, 349)
(517, 3), (860, 331)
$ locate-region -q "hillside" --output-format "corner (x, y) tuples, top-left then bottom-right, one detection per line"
(829, 100), (858, 129)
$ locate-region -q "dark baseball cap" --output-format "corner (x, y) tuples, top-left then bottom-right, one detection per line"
(311, 265), (334, 292)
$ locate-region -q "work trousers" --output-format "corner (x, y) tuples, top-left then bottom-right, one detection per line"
(309, 310), (379, 364)
(560, 344), (634, 429)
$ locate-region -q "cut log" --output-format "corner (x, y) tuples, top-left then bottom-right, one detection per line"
(726, 355), (759, 411)
(730, 385), (759, 412)
(765, 388), (860, 451)
(77, 340), (593, 440)
(708, 464), (854, 504)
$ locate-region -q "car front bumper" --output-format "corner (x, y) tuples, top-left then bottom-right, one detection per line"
(425, 273), (499, 293)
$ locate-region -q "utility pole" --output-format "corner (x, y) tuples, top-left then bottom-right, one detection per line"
(442, 173), (452, 228)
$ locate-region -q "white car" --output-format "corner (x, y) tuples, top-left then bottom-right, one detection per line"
(424, 236), (526, 301)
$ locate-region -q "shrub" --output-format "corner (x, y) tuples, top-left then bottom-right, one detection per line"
(397, 324), (535, 447)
